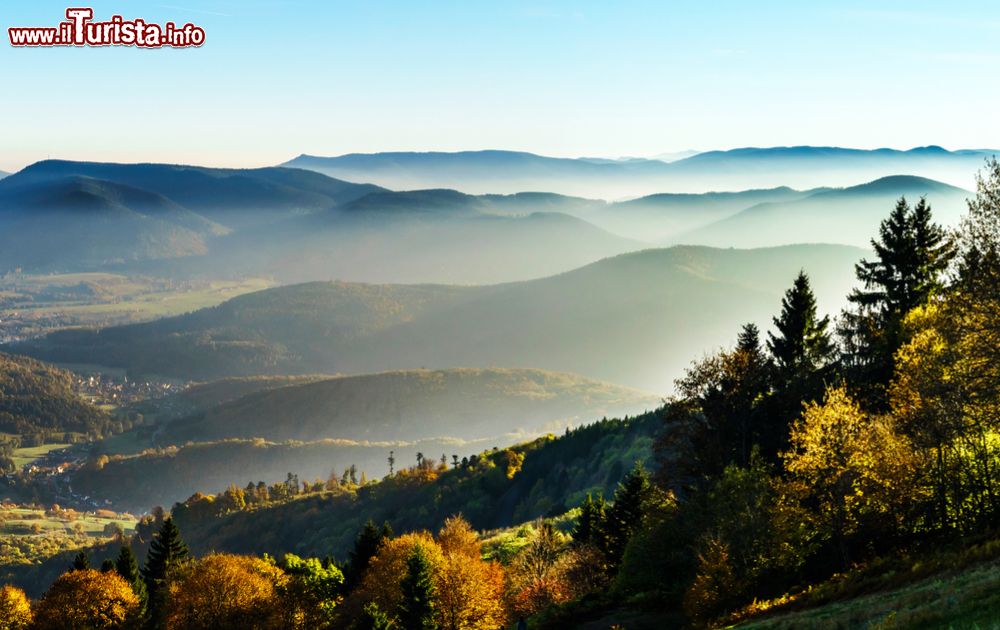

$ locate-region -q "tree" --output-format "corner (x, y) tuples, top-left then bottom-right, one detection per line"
(602, 464), (653, 572)
(164, 553), (286, 630)
(435, 517), (507, 630)
(345, 520), (393, 592)
(115, 544), (148, 613)
(33, 570), (140, 630)
(765, 271), (836, 453)
(354, 532), (444, 624)
(71, 550), (90, 572)
(0, 585), (32, 630)
(841, 197), (952, 407)
(573, 493), (607, 547)
(783, 387), (920, 566)
(277, 553), (344, 629)
(398, 544), (439, 630)
(142, 517), (189, 622)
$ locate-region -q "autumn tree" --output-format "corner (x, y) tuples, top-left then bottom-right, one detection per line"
(354, 532), (445, 624)
(33, 570), (140, 630)
(783, 387), (920, 565)
(164, 553), (286, 630)
(435, 516), (507, 630)
(0, 585), (32, 630)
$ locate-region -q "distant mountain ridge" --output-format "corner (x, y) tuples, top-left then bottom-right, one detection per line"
(678, 175), (970, 248)
(284, 146), (996, 197)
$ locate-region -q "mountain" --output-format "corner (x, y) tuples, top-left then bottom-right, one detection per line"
(0, 170), (8, 179)
(3, 160), (384, 228)
(157, 368), (660, 445)
(11, 244), (865, 391)
(591, 187), (815, 241)
(0, 352), (112, 438)
(283, 146), (996, 198)
(679, 175), (971, 248)
(0, 161), (640, 283)
(0, 177), (221, 270)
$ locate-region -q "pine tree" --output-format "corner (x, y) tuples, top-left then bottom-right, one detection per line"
(842, 196), (952, 406)
(602, 464), (652, 572)
(344, 519), (393, 592)
(768, 271), (835, 376)
(141, 517), (188, 622)
(573, 493), (607, 546)
(100, 559), (115, 573)
(398, 544), (439, 630)
(70, 550), (89, 571)
(115, 544), (148, 610)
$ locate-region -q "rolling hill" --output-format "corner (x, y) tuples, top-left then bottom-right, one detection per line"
(679, 175), (971, 248)
(283, 146), (996, 198)
(156, 368), (660, 445)
(0, 352), (112, 438)
(589, 187), (815, 241)
(10, 244), (865, 391)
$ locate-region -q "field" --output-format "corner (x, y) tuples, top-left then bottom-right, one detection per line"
(0, 506), (137, 538)
(0, 272), (274, 341)
(9, 443), (72, 469)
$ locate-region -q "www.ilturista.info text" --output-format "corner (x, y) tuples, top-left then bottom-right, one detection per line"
(9, 8), (205, 48)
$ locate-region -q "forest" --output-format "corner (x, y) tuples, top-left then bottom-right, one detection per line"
(1, 158), (999, 628)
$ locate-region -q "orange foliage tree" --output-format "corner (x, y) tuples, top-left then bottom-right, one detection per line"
(165, 553), (286, 630)
(0, 584), (32, 630)
(32, 569), (140, 630)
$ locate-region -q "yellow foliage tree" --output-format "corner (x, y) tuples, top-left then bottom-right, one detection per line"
(33, 569), (140, 630)
(783, 386), (920, 563)
(0, 585), (32, 630)
(356, 531), (445, 619)
(165, 553), (287, 630)
(436, 516), (508, 630)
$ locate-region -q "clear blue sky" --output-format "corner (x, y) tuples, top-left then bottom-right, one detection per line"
(2, 1), (998, 172)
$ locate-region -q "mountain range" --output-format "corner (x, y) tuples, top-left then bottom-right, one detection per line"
(283, 146), (996, 198)
(10, 244), (865, 391)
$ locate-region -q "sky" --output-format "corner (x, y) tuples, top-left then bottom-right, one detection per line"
(1, 0), (999, 172)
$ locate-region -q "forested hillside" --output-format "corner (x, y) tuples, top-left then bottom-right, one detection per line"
(11, 244), (863, 390)
(0, 352), (113, 439)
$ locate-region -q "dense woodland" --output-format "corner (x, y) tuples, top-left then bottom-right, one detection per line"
(2, 159), (1000, 628)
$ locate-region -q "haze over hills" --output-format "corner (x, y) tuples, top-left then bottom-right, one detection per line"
(677, 175), (972, 248)
(0, 160), (642, 282)
(157, 368), (660, 445)
(283, 146), (997, 198)
(11, 244), (865, 391)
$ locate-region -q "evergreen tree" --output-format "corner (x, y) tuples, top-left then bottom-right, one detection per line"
(344, 519), (393, 592)
(573, 493), (607, 546)
(602, 464), (652, 572)
(70, 550), (89, 571)
(100, 559), (115, 573)
(841, 197), (952, 407)
(141, 517), (188, 623)
(768, 271), (835, 376)
(764, 271), (835, 454)
(115, 544), (148, 609)
(398, 544), (439, 630)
